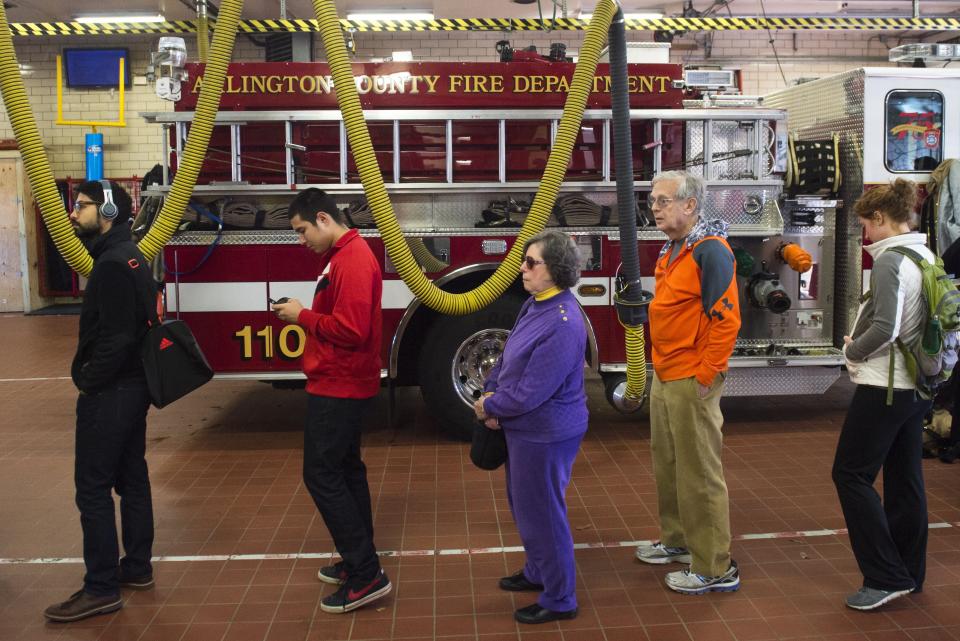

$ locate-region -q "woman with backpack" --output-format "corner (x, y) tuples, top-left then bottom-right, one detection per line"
(834, 178), (933, 611)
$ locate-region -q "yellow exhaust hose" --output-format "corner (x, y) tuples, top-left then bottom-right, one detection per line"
(0, 1), (92, 274)
(310, 0), (618, 315)
(0, 0), (244, 277)
(407, 237), (449, 273)
(622, 321), (647, 404)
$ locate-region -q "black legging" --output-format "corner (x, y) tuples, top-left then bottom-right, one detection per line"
(832, 385), (930, 592)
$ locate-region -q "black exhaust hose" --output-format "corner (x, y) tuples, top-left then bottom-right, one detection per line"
(609, 8), (652, 324)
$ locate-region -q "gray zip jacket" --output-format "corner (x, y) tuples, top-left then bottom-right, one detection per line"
(845, 232), (933, 390)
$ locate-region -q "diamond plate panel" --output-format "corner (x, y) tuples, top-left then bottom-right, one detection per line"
(167, 231), (296, 245)
(685, 120), (773, 180)
(723, 365), (842, 396)
(766, 70), (865, 347)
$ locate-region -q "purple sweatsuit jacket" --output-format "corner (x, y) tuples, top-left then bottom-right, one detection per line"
(482, 289), (589, 443)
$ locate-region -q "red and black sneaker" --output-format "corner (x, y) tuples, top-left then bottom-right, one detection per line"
(317, 561), (349, 586)
(320, 570), (391, 614)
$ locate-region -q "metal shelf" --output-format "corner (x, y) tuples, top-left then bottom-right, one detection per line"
(143, 107), (787, 193)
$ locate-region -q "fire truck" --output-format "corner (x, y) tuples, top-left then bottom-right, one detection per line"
(766, 59), (960, 346)
(142, 58), (847, 440)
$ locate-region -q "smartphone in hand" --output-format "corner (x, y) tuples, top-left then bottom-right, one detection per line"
(268, 297), (289, 305)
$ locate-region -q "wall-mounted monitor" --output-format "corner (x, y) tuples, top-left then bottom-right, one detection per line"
(63, 48), (132, 89)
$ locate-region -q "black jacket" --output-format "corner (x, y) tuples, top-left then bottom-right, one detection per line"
(71, 225), (157, 394)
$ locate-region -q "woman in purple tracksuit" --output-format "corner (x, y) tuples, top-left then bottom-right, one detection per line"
(474, 230), (588, 625)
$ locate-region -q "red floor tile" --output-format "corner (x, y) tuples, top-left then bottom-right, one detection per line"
(3, 314), (960, 641)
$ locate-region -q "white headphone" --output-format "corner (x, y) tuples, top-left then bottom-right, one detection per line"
(99, 179), (118, 220)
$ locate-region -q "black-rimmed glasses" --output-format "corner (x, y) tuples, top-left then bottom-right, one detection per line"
(72, 200), (101, 212)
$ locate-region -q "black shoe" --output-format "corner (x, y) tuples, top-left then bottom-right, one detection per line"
(320, 570), (392, 614)
(317, 561), (348, 586)
(44, 590), (122, 622)
(940, 444), (960, 464)
(514, 603), (578, 625)
(118, 570), (154, 590)
(499, 570), (544, 592)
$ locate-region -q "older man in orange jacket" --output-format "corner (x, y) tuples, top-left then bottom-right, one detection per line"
(635, 170), (742, 595)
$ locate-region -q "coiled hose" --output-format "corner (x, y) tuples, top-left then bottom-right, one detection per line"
(310, 0), (619, 315)
(0, 0), (243, 277)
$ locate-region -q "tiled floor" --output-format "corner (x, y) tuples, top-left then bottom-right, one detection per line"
(1, 312), (959, 641)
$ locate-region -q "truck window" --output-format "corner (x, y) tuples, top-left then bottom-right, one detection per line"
(885, 90), (943, 173)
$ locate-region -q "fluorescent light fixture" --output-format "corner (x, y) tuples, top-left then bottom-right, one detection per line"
(580, 12), (664, 20)
(76, 14), (166, 23)
(392, 50), (414, 62)
(346, 12), (435, 21)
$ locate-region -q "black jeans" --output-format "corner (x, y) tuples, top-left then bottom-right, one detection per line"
(832, 385), (930, 592)
(303, 394), (380, 583)
(75, 380), (154, 597)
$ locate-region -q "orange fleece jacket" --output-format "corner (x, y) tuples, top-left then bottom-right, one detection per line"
(648, 235), (741, 386)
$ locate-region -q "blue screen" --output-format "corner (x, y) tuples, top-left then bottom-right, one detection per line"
(63, 48), (131, 89)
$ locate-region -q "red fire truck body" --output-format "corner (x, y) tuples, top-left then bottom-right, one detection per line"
(147, 60), (843, 438)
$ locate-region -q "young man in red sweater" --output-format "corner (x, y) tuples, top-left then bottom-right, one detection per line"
(272, 189), (389, 613)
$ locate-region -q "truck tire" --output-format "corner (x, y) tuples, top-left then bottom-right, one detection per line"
(418, 297), (523, 441)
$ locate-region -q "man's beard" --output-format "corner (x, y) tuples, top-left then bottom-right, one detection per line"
(73, 222), (99, 241)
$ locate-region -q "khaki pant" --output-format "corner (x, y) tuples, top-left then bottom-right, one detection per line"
(650, 373), (732, 577)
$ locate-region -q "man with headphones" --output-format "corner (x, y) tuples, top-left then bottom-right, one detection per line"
(45, 180), (159, 623)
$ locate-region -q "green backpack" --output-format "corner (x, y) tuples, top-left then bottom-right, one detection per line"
(884, 246), (960, 405)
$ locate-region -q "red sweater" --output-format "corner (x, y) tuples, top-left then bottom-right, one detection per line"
(297, 229), (382, 398)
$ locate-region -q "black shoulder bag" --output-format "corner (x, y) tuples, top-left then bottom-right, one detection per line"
(140, 288), (214, 408)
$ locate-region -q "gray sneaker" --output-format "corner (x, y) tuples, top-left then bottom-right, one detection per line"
(635, 542), (692, 565)
(666, 560), (740, 595)
(845, 587), (912, 611)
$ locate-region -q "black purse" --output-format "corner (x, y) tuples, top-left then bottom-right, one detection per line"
(470, 421), (507, 470)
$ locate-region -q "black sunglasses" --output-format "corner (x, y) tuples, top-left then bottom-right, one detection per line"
(523, 256), (545, 269)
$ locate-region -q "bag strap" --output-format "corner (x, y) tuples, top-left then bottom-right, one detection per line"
(882, 246), (926, 405)
(885, 245), (926, 267)
(136, 277), (162, 330)
(887, 336), (920, 406)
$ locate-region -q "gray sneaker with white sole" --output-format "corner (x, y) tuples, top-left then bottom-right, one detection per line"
(845, 587), (912, 611)
(635, 542), (693, 565)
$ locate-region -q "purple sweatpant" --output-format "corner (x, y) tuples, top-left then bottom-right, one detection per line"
(504, 431), (584, 612)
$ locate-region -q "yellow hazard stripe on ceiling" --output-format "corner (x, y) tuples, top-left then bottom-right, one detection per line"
(8, 16), (960, 36)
